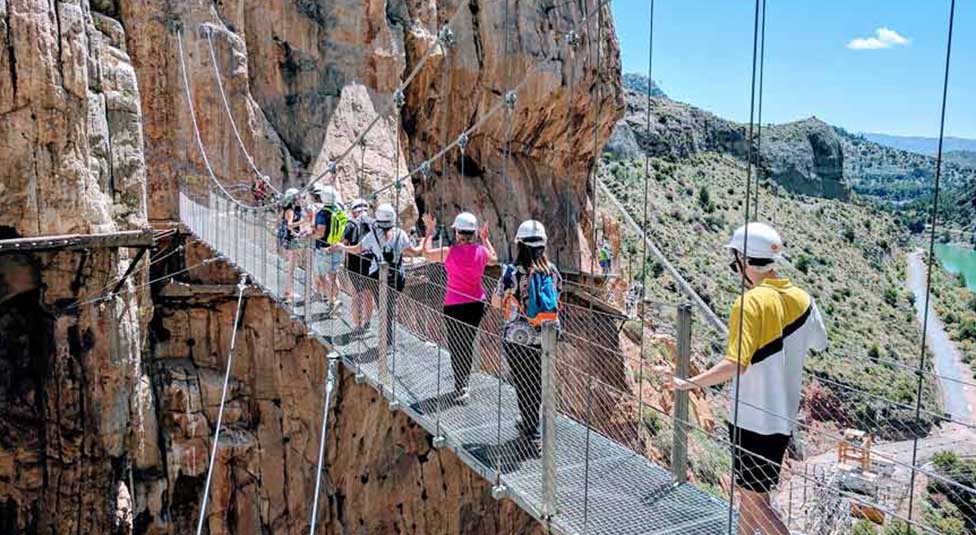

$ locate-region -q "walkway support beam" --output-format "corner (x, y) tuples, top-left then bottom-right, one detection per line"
(377, 262), (390, 390)
(541, 321), (559, 518)
(672, 303), (693, 483)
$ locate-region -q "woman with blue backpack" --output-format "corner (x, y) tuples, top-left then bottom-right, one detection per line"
(421, 211), (498, 403)
(492, 219), (561, 450)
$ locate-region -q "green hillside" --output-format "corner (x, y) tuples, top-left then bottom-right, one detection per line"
(602, 152), (940, 437)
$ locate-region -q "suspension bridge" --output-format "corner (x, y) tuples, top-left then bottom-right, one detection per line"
(158, 0), (976, 533)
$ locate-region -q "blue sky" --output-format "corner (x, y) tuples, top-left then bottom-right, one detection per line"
(611, 0), (976, 138)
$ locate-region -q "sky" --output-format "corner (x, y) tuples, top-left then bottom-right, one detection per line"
(611, 0), (976, 138)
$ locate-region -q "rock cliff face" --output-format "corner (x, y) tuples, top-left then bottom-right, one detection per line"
(1, 0), (622, 533)
(121, 0), (622, 265)
(0, 1), (151, 533)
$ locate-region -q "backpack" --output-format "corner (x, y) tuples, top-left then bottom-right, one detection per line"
(346, 218), (371, 246)
(525, 270), (559, 326)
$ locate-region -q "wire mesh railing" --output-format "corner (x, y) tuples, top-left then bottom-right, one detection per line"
(178, 187), (976, 535)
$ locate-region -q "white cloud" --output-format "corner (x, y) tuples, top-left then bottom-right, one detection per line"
(846, 27), (910, 50)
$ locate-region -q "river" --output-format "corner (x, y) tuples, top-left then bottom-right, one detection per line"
(935, 242), (976, 292)
(907, 251), (975, 421)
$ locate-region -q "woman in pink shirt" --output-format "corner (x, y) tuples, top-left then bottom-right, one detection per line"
(422, 211), (498, 402)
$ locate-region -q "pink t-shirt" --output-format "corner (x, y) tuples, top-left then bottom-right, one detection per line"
(444, 243), (489, 306)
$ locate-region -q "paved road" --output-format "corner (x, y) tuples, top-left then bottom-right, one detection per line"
(907, 251), (975, 421)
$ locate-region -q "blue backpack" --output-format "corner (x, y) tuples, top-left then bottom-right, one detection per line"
(525, 270), (559, 326)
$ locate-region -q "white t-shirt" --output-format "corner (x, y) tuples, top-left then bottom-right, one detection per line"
(359, 227), (412, 277)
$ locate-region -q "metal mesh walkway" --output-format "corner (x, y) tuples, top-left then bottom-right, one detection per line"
(178, 189), (731, 534)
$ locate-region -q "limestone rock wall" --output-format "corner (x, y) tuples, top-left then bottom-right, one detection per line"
(119, 0), (622, 265)
(0, 0), (623, 532)
(140, 239), (542, 534)
(0, 1), (151, 532)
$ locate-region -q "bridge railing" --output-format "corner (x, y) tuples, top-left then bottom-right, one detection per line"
(178, 184), (976, 535)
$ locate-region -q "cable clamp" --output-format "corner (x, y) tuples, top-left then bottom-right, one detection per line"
(438, 26), (456, 48)
(393, 90), (406, 109)
(457, 133), (469, 150)
(504, 90), (517, 109)
(565, 31), (580, 50)
(419, 161), (432, 178)
(326, 160), (338, 174)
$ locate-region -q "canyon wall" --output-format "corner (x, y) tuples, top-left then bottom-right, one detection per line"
(0, 1), (151, 532)
(120, 0), (622, 266)
(0, 0), (621, 532)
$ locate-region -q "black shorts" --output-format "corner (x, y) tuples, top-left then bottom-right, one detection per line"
(728, 424), (790, 493)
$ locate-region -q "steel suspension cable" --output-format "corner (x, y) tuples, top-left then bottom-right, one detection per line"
(301, 5), (470, 197)
(206, 30), (280, 195)
(636, 0), (655, 436)
(177, 29), (261, 210)
(368, 0), (614, 202)
(751, 0), (767, 217)
(728, 0), (764, 531)
(907, 0), (956, 520)
(308, 354), (340, 535)
(195, 275), (248, 535)
(587, 1), (605, 280)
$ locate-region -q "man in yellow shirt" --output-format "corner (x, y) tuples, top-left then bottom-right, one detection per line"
(670, 222), (827, 535)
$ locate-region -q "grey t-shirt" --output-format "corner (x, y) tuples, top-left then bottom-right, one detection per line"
(359, 227), (412, 277)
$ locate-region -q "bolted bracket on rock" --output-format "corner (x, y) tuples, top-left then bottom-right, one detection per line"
(438, 26), (456, 48)
(565, 30), (580, 50)
(457, 133), (469, 151)
(394, 180), (403, 192)
(432, 435), (447, 449)
(419, 161), (432, 179)
(490, 484), (508, 500)
(358, 137), (367, 149)
(354, 370), (366, 384)
(504, 90), (517, 110)
(393, 90), (406, 110)
(326, 160), (338, 174)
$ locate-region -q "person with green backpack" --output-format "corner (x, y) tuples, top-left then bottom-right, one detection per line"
(492, 219), (561, 452)
(313, 183), (348, 315)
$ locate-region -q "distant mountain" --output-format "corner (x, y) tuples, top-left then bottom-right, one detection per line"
(835, 129), (975, 203)
(607, 88), (848, 199)
(945, 150), (976, 169)
(860, 133), (976, 157)
(622, 73), (666, 98)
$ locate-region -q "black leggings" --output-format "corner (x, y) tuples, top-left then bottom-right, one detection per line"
(504, 341), (542, 432)
(443, 301), (486, 392)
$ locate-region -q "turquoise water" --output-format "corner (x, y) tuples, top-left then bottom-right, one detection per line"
(935, 243), (976, 292)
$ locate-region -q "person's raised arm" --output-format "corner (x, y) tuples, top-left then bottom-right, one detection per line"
(421, 213), (448, 262)
(480, 225), (498, 264)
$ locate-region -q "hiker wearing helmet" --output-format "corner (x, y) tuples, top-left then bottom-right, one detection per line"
(312, 184), (347, 315)
(342, 198), (374, 332)
(491, 219), (561, 452)
(421, 211), (498, 402)
(329, 202), (423, 343)
(666, 222), (826, 535)
(278, 188), (304, 303)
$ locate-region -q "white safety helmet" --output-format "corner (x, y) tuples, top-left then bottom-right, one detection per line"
(283, 188), (300, 203)
(724, 222), (784, 264)
(350, 198), (369, 213)
(451, 212), (478, 233)
(375, 203), (397, 229)
(314, 183), (337, 205)
(515, 219), (547, 246)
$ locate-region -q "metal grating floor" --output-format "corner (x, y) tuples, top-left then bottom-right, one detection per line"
(178, 192), (734, 535)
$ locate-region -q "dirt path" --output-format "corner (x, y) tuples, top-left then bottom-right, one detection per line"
(907, 251), (976, 421)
